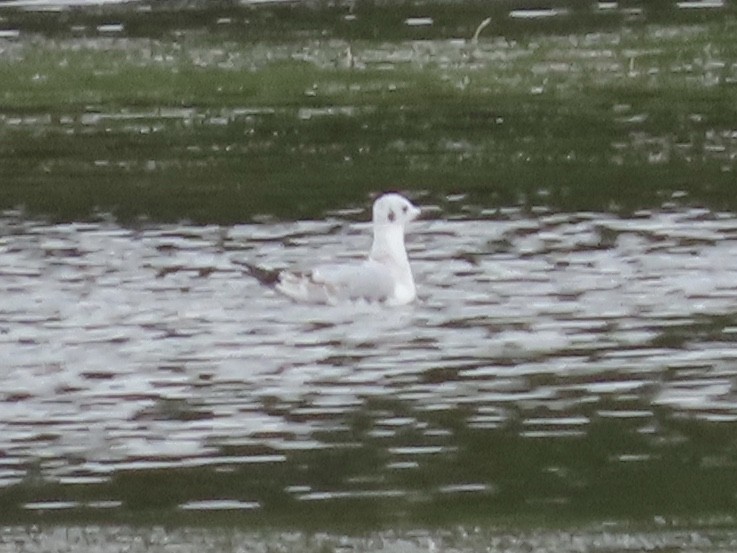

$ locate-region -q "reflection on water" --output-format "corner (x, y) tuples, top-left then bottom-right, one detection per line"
(2, 204), (737, 522)
(3, 20), (737, 222)
(3, 521), (737, 553)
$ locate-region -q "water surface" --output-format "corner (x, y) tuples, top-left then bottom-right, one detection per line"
(3, 521), (737, 553)
(2, 203), (737, 524)
(2, 0), (737, 539)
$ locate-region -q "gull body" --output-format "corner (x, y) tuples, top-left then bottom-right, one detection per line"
(247, 193), (420, 305)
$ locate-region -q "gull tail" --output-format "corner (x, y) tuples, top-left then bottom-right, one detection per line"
(237, 260), (327, 303)
(235, 260), (282, 287)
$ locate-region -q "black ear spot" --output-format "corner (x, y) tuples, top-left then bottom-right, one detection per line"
(388, 210), (396, 222)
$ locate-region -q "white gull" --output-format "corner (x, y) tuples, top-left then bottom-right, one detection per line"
(244, 193), (421, 305)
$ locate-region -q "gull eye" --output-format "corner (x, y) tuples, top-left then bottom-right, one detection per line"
(402, 205), (408, 213)
(388, 210), (396, 222)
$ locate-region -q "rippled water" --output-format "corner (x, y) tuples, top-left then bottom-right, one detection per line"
(2, 202), (737, 521)
(4, 521), (737, 553)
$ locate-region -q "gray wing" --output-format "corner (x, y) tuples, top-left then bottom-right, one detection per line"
(276, 259), (395, 304)
(313, 260), (396, 302)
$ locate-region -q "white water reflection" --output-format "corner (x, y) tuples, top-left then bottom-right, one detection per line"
(2, 205), (737, 496)
(3, 521), (737, 553)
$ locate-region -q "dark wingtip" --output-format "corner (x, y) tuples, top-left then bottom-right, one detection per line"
(235, 260), (282, 286)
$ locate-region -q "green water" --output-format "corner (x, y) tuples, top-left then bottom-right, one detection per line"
(1, 2), (736, 223)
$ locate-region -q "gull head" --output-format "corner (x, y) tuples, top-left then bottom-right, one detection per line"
(372, 193), (421, 228)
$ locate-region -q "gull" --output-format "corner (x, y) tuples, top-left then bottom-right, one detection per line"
(244, 193), (421, 305)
